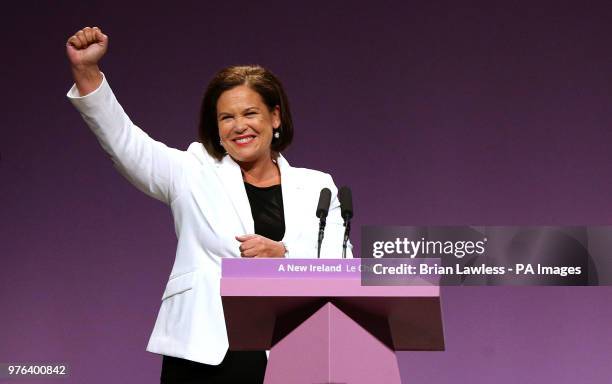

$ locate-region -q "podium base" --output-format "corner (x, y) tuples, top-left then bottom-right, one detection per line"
(265, 302), (401, 384)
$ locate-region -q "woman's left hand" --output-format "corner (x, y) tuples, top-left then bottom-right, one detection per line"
(235, 234), (286, 258)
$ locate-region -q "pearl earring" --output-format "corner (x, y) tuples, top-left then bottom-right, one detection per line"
(274, 131), (280, 139)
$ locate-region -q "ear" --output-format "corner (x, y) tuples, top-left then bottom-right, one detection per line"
(272, 105), (281, 129)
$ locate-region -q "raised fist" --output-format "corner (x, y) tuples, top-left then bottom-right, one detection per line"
(66, 26), (108, 68)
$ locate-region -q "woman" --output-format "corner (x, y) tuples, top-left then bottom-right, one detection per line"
(65, 27), (351, 383)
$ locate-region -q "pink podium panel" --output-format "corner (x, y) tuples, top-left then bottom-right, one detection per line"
(221, 258), (445, 383)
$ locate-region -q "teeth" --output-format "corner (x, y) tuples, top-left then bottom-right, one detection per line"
(235, 137), (254, 144)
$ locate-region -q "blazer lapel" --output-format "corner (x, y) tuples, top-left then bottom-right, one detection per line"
(277, 155), (303, 245)
(214, 156), (254, 235)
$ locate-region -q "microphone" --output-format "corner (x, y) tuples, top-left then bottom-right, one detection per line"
(316, 188), (332, 219)
(338, 187), (353, 258)
(338, 187), (353, 221)
(316, 188), (332, 258)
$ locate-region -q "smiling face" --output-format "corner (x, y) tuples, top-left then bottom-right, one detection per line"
(217, 85), (280, 164)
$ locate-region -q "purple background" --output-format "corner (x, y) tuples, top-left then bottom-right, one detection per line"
(2, 1), (611, 382)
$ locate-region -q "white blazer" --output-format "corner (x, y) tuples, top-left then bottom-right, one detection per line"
(67, 74), (352, 365)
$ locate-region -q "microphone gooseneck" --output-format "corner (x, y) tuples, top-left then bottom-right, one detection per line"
(338, 186), (353, 259)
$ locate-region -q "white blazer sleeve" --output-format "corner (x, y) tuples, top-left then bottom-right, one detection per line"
(66, 73), (187, 204)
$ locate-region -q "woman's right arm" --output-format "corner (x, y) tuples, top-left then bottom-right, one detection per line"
(66, 27), (187, 204)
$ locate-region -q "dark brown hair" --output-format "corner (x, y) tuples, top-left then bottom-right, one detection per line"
(198, 65), (294, 161)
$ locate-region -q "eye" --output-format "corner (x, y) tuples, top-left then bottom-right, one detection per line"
(220, 116), (232, 121)
(245, 111), (257, 116)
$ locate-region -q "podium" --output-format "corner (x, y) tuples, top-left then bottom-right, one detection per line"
(221, 259), (444, 384)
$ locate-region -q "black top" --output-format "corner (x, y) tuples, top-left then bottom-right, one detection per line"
(244, 182), (285, 241)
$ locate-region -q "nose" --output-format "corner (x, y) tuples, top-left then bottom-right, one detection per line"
(233, 116), (249, 133)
